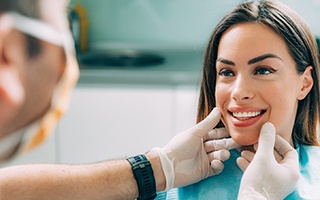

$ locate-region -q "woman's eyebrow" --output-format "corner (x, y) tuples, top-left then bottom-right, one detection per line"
(216, 57), (235, 66)
(216, 53), (283, 66)
(248, 53), (283, 64)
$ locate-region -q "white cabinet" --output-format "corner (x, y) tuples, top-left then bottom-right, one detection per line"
(174, 85), (199, 133)
(1, 133), (57, 167)
(57, 84), (177, 164)
(2, 84), (199, 166)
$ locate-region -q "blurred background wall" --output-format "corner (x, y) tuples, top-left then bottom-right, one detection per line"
(70, 0), (320, 51)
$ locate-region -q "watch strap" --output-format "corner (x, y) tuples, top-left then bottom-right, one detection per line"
(127, 154), (157, 200)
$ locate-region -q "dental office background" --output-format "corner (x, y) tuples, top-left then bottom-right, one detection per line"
(5, 0), (320, 167)
(70, 0), (320, 51)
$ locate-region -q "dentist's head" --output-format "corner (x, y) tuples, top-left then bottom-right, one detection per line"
(0, 0), (78, 161)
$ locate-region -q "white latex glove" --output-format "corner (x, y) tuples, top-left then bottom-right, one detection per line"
(237, 122), (300, 200)
(154, 107), (238, 191)
(203, 126), (239, 174)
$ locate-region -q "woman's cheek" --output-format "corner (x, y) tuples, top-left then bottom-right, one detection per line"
(215, 87), (225, 111)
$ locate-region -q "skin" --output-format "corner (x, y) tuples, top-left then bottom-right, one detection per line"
(215, 22), (313, 146)
(0, 148), (166, 200)
(0, 0), (66, 139)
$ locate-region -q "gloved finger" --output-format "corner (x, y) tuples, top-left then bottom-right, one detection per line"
(274, 148), (284, 163)
(274, 134), (298, 167)
(241, 150), (255, 162)
(191, 107), (221, 138)
(255, 122), (276, 158)
(254, 143), (283, 163)
(236, 157), (249, 172)
(210, 160), (224, 175)
(203, 127), (229, 141)
(204, 138), (240, 152)
(236, 150), (254, 172)
(253, 143), (258, 151)
(258, 134), (296, 168)
(207, 149), (230, 162)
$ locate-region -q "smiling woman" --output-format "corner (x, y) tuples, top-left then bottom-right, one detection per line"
(172, 0), (320, 199)
(214, 22), (313, 146)
(198, 4), (319, 148)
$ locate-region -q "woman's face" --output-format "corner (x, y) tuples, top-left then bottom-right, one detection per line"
(215, 22), (312, 146)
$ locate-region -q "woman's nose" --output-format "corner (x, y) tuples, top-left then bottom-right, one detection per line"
(231, 75), (254, 102)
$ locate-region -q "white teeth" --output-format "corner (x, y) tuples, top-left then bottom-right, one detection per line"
(232, 111), (262, 118)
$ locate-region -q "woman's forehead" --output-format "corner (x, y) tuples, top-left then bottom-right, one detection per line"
(217, 23), (288, 59)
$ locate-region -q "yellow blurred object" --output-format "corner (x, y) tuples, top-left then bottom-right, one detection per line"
(73, 3), (88, 53)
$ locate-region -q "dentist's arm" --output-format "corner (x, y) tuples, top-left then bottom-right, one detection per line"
(0, 108), (229, 200)
(237, 122), (300, 200)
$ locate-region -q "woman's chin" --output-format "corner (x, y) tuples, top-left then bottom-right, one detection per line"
(231, 134), (258, 146)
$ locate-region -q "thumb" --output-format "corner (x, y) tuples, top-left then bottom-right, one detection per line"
(192, 107), (221, 137)
(256, 122), (276, 157)
(275, 134), (298, 167)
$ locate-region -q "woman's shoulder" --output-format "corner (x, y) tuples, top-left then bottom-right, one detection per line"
(298, 143), (320, 155)
(297, 143), (320, 173)
(291, 144), (320, 200)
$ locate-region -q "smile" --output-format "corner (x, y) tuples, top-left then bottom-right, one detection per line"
(230, 110), (266, 121)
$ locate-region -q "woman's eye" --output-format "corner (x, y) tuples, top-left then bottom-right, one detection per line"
(254, 67), (276, 75)
(218, 69), (234, 77)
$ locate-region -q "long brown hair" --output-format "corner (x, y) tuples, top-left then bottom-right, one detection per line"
(198, 0), (320, 145)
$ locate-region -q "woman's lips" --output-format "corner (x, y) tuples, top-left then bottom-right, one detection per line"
(228, 110), (266, 127)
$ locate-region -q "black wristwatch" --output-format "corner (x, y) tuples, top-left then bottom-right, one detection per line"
(127, 154), (157, 200)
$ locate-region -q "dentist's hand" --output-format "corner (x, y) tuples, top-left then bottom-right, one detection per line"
(203, 126), (239, 175)
(154, 108), (238, 190)
(237, 122), (299, 200)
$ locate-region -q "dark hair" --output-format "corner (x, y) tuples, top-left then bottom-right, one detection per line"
(0, 0), (41, 57)
(198, 0), (320, 145)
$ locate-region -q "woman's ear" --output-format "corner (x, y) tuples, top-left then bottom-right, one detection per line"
(297, 66), (314, 100)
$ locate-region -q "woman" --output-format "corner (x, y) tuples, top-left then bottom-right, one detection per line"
(177, 0), (320, 199)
